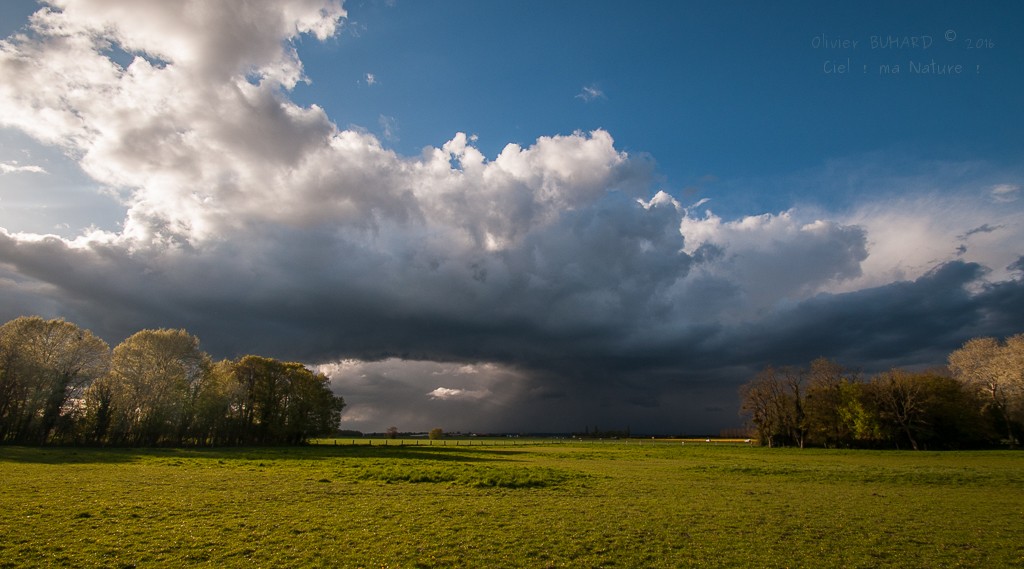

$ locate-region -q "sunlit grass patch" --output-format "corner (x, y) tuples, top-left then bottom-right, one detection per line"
(349, 460), (582, 488)
(2, 442), (1023, 567)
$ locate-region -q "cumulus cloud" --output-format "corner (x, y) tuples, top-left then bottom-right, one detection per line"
(678, 209), (867, 316)
(0, 0), (1021, 434)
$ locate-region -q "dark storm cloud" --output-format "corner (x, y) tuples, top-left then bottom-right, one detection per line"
(725, 261), (1024, 372)
(1009, 256), (1024, 276)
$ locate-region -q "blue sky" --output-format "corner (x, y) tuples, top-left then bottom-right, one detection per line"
(292, 1), (1023, 211)
(0, 1), (1022, 433)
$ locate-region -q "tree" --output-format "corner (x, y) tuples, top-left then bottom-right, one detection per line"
(865, 369), (929, 450)
(232, 355), (290, 443)
(0, 317), (110, 443)
(834, 381), (883, 446)
(803, 358), (858, 447)
(429, 428), (444, 440)
(386, 426), (399, 439)
(188, 360), (242, 445)
(0, 315), (348, 447)
(281, 362), (345, 444)
(227, 356), (344, 444)
(781, 366), (808, 448)
(102, 329), (211, 445)
(80, 373), (116, 444)
(949, 335), (1024, 445)
(739, 366), (804, 447)
(864, 369), (990, 450)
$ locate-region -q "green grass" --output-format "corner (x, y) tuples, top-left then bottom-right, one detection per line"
(1, 442), (1022, 568)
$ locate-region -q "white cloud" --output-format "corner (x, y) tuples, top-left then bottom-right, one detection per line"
(378, 114), (398, 141)
(576, 84), (605, 102)
(1, 2), (637, 252)
(0, 0), (347, 243)
(638, 190), (682, 211)
(676, 208), (867, 317)
(990, 183), (1020, 203)
(365, 72), (376, 85)
(0, 161), (47, 174)
(427, 387), (490, 401)
(839, 193), (1024, 289)
(33, 0), (345, 85)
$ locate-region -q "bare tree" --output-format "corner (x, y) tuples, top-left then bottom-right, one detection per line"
(781, 366), (807, 448)
(740, 366), (800, 447)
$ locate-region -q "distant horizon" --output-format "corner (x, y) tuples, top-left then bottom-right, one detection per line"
(1, 1), (1022, 434)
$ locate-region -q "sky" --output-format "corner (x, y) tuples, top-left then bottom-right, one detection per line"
(0, 0), (1022, 435)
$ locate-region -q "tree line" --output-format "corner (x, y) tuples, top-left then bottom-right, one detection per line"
(739, 335), (1024, 449)
(0, 316), (345, 446)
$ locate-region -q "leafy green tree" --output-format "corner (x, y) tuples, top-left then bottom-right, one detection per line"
(835, 381), (883, 446)
(803, 358), (859, 447)
(189, 360), (242, 445)
(282, 362), (344, 443)
(228, 356), (344, 444)
(103, 329), (211, 445)
(913, 372), (991, 448)
(0, 316), (347, 447)
(80, 374), (116, 444)
(429, 428), (444, 440)
(0, 317), (109, 443)
(232, 355), (289, 443)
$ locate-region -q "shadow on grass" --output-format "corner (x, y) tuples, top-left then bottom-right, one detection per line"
(0, 443), (525, 465)
(0, 445), (144, 465)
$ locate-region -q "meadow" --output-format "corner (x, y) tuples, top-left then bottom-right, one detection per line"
(1, 440), (1022, 568)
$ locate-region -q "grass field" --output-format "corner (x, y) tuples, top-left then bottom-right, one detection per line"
(1, 441), (1022, 568)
